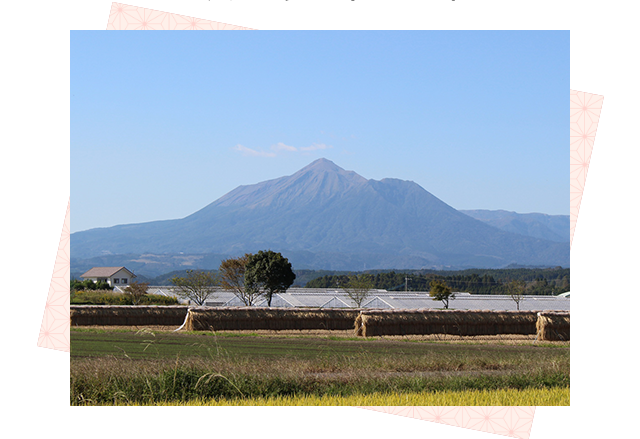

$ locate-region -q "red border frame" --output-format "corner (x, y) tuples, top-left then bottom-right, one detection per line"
(38, 0), (596, 390)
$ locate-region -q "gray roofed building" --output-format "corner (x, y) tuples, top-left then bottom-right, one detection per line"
(80, 266), (136, 287)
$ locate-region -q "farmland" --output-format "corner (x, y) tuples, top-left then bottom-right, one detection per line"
(70, 327), (569, 406)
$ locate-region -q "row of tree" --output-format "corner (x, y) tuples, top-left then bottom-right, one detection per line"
(306, 268), (569, 296)
(171, 250), (296, 306)
(70, 250), (297, 307)
(71, 278), (112, 291)
(405, 279), (528, 311)
(71, 257), (564, 308)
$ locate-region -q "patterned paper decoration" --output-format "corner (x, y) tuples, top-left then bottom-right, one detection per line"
(39, 4), (251, 349)
(107, 2), (253, 30)
(37, 200), (70, 352)
(570, 90), (604, 247)
(38, 5), (599, 438)
(359, 406), (536, 439)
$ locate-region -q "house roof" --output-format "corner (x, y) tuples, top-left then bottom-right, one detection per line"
(80, 266), (136, 278)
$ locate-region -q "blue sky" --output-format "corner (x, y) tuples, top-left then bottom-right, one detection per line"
(71, 31), (568, 233)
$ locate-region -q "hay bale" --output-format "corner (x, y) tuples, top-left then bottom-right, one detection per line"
(183, 307), (361, 332)
(70, 305), (190, 326)
(354, 309), (539, 337)
(354, 313), (364, 337)
(536, 311), (570, 341)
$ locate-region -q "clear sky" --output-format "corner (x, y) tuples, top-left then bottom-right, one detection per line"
(71, 30), (568, 233)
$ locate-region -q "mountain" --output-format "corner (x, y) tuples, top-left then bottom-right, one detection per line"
(459, 210), (569, 243)
(71, 158), (569, 272)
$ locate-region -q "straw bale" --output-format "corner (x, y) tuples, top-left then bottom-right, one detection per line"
(354, 309), (540, 337)
(70, 305), (190, 326)
(354, 313), (364, 337)
(536, 311), (570, 341)
(183, 307), (361, 332)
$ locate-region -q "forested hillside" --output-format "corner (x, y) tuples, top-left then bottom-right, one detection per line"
(305, 267), (570, 295)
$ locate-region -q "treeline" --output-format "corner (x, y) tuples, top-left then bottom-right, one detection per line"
(305, 267), (570, 296)
(73, 267), (569, 296)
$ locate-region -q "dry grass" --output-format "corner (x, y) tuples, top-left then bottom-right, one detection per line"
(71, 352), (569, 406)
(355, 309), (540, 337)
(71, 305), (190, 326)
(184, 307), (360, 331)
(536, 312), (570, 341)
(70, 307), (569, 345)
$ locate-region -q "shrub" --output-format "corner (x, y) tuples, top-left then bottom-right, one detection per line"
(71, 279), (113, 291)
(123, 281), (149, 305)
(70, 290), (178, 305)
(95, 280), (113, 290)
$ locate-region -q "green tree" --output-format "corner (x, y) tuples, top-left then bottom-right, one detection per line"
(95, 280), (112, 290)
(71, 279), (84, 291)
(245, 250), (296, 307)
(170, 270), (218, 306)
(71, 279), (112, 291)
(429, 279), (454, 309)
(343, 273), (374, 307)
(219, 253), (261, 306)
(559, 275), (570, 293)
(123, 281), (149, 306)
(506, 279), (526, 310)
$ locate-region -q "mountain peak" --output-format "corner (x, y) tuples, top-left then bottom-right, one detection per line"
(294, 158), (367, 183)
(298, 158), (343, 173)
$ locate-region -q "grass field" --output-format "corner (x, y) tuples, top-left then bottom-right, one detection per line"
(70, 327), (569, 406)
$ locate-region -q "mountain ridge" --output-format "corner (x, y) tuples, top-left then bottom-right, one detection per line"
(71, 158), (569, 271)
(460, 209), (569, 243)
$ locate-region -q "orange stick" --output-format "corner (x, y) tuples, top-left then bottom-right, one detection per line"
(156, 407), (167, 439)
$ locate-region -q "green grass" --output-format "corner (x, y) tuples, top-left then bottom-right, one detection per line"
(71, 327), (569, 406)
(71, 328), (568, 367)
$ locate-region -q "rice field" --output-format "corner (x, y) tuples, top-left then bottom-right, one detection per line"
(120, 387), (569, 406)
(71, 326), (569, 406)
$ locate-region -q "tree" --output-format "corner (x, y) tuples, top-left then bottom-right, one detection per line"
(343, 273), (374, 308)
(219, 254), (262, 306)
(71, 278), (112, 291)
(170, 270), (218, 306)
(429, 279), (454, 309)
(507, 280), (527, 311)
(123, 281), (149, 305)
(96, 280), (113, 290)
(244, 250), (296, 307)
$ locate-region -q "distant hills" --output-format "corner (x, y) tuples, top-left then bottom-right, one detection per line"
(71, 158), (569, 276)
(460, 210), (569, 243)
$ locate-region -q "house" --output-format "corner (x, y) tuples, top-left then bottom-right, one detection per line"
(80, 266), (136, 287)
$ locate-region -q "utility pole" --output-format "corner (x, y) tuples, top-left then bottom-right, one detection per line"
(405, 276), (409, 292)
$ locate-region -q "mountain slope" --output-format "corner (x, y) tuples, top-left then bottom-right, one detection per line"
(71, 158), (569, 270)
